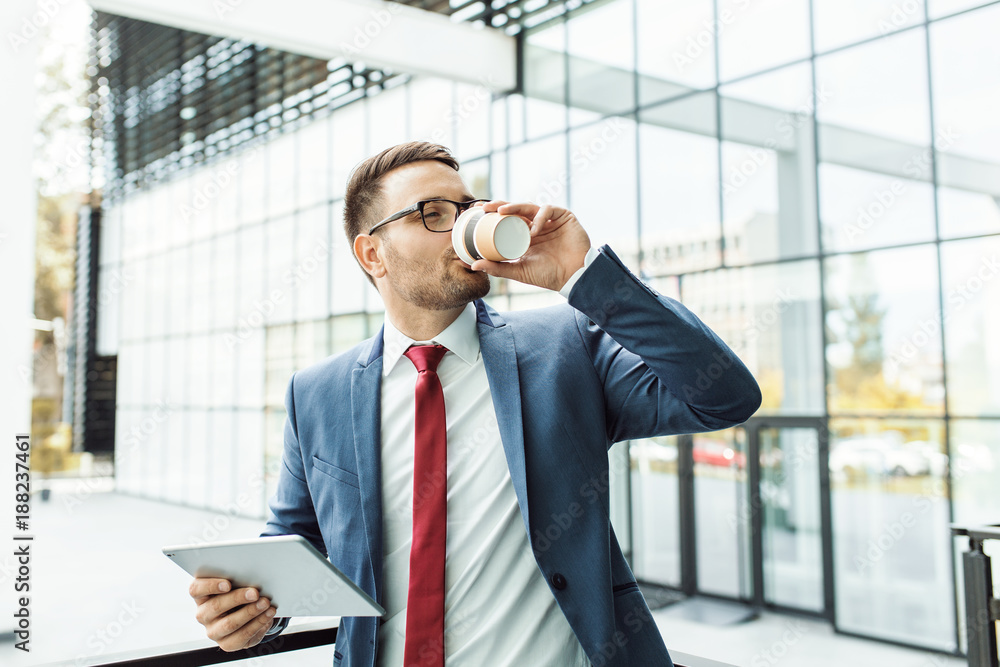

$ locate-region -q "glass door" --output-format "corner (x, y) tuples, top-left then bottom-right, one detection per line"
(748, 419), (832, 616)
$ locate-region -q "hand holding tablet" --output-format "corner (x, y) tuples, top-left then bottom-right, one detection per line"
(165, 534), (384, 652)
(187, 577), (276, 652)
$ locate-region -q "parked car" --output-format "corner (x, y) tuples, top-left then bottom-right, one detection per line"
(693, 439), (746, 468)
(829, 437), (931, 480)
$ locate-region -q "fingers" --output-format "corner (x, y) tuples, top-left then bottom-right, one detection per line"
(481, 199), (509, 213)
(496, 202), (540, 221)
(529, 205), (556, 235)
(208, 600), (278, 652)
(210, 599), (275, 648)
(242, 619), (272, 650)
(194, 587), (263, 625)
(470, 258), (518, 280)
(189, 577), (231, 601)
(190, 578), (278, 652)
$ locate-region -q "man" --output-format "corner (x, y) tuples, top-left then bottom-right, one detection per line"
(188, 142), (761, 665)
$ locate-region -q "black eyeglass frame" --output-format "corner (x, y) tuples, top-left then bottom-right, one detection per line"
(367, 198), (490, 235)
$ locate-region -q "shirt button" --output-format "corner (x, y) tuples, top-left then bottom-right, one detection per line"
(550, 572), (567, 590)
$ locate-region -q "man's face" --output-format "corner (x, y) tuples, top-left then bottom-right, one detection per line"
(373, 160), (490, 310)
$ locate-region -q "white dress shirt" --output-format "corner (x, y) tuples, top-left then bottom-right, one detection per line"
(376, 294), (592, 666)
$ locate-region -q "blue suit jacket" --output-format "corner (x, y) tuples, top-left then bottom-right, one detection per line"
(261, 246), (761, 666)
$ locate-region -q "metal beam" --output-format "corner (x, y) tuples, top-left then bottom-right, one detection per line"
(86, 0), (517, 92)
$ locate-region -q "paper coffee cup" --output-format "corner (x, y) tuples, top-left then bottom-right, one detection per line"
(452, 207), (531, 264)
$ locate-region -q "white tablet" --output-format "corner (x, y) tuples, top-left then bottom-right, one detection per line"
(163, 534), (384, 618)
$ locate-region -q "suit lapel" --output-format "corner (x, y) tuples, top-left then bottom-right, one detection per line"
(352, 330), (385, 602)
(476, 300), (532, 537)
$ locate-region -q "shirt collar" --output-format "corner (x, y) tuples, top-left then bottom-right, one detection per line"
(381, 302), (480, 376)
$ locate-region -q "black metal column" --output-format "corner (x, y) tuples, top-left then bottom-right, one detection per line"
(963, 538), (999, 667)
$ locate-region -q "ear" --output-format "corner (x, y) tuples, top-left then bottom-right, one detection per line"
(354, 233), (386, 280)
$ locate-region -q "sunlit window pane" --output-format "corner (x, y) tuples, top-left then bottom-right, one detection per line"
(813, 0), (925, 53)
(830, 418), (954, 650)
(631, 436), (681, 587)
(816, 29), (931, 146)
(941, 236), (1000, 416)
(824, 246), (944, 415)
(639, 94), (721, 275)
(636, 0), (715, 103)
(683, 261), (824, 415)
(930, 5), (1000, 239)
(717, 0), (811, 81)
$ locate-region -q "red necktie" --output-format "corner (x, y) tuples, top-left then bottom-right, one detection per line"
(403, 344), (449, 666)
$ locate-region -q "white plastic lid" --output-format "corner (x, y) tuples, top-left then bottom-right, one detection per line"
(492, 215), (531, 260)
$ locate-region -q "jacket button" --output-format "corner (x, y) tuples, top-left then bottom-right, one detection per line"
(550, 572), (567, 590)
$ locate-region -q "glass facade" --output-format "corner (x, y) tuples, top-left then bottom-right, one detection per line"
(94, 0), (1000, 654)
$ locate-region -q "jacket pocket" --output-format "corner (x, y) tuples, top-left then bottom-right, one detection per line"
(612, 581), (640, 597)
(312, 455), (361, 489)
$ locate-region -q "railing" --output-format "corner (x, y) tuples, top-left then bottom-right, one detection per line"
(51, 619), (736, 667)
(952, 524), (1000, 667)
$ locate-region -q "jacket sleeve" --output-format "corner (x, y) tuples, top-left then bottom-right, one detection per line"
(257, 371), (326, 642)
(567, 245), (762, 444)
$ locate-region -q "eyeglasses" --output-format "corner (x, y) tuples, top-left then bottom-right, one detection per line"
(368, 198), (490, 235)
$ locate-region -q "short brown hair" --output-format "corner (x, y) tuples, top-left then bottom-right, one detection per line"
(344, 141), (460, 284)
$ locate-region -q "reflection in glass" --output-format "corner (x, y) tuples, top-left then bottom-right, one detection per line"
(523, 19), (568, 139)
(813, 0), (924, 53)
(819, 163), (936, 252)
(508, 132), (568, 208)
(332, 102), (367, 200)
(830, 418), (954, 650)
(567, 0), (634, 117)
(454, 82), (492, 161)
(941, 236), (1000, 416)
(265, 324), (294, 409)
(929, 0), (992, 18)
(265, 216), (295, 325)
(682, 261), (823, 415)
(759, 427), (823, 611)
(720, 64), (818, 264)
(695, 428), (751, 599)
(817, 29), (930, 146)
(368, 86), (408, 154)
(297, 116), (330, 210)
(409, 77), (455, 149)
(717, 0), (811, 82)
(332, 313), (367, 354)
(630, 437), (681, 587)
(330, 200), (366, 315)
(190, 241), (211, 333)
(267, 131), (297, 219)
(930, 5), (1000, 239)
(187, 409), (208, 507)
(824, 247), (944, 415)
(161, 407), (185, 504)
(209, 411), (235, 511)
(236, 223), (265, 332)
(295, 319), (330, 372)
(636, 0), (715, 103)
(213, 233), (238, 329)
(639, 95), (721, 275)
(209, 333), (235, 408)
(569, 118), (637, 259)
(264, 406), (286, 508)
(236, 409), (267, 518)
(293, 207), (331, 322)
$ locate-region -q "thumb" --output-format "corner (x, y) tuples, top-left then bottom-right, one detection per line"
(471, 258), (520, 280)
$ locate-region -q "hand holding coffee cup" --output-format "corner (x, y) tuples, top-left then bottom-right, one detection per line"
(466, 202), (592, 293)
(452, 205), (531, 265)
